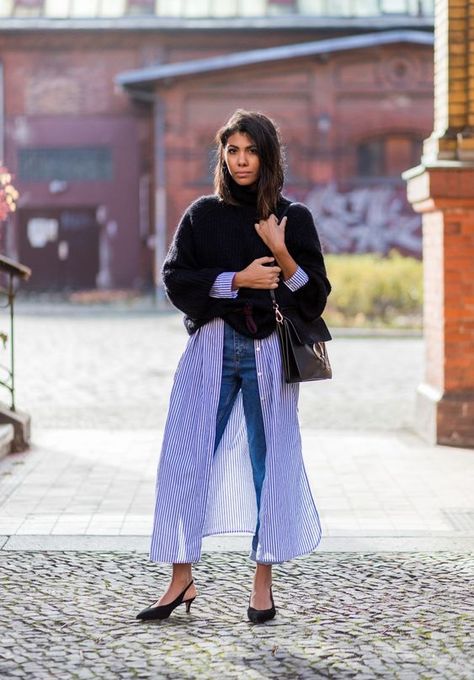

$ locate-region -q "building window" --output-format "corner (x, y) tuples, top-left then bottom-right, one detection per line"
(297, 0), (433, 17)
(268, 0), (296, 14)
(357, 139), (385, 177)
(4, 0), (434, 16)
(356, 136), (422, 178)
(126, 0), (154, 15)
(13, 0), (44, 16)
(19, 147), (113, 182)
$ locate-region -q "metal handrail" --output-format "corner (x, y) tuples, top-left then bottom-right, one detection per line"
(0, 255), (31, 411)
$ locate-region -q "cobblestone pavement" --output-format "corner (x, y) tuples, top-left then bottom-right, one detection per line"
(11, 309), (422, 431)
(1, 551), (473, 679)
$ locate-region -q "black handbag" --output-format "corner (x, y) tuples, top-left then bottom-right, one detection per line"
(270, 289), (332, 383)
(270, 202), (332, 383)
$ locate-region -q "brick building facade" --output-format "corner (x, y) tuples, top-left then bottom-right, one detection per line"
(0, 4), (434, 290)
(404, 0), (474, 448)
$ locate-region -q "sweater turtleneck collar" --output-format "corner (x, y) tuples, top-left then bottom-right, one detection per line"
(229, 176), (258, 208)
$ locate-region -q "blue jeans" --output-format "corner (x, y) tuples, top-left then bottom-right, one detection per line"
(214, 323), (267, 553)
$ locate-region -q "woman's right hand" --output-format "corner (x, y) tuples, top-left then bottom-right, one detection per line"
(232, 257), (281, 290)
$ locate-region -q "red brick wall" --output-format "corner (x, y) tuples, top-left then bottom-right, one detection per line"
(161, 45), (433, 241)
(0, 28), (434, 287)
(2, 33), (147, 287)
(407, 164), (474, 447)
(443, 209), (474, 392)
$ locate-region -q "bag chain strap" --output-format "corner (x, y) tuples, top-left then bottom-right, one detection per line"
(270, 201), (292, 325)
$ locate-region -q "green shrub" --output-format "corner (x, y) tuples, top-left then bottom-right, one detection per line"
(323, 252), (423, 329)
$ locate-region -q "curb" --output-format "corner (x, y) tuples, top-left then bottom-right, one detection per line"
(0, 424), (14, 460)
(14, 302), (424, 337)
(2, 534), (473, 552)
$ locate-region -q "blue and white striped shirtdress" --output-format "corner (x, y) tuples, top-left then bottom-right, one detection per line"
(149, 267), (322, 564)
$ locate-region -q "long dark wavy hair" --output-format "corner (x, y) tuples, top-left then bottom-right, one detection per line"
(213, 109), (285, 219)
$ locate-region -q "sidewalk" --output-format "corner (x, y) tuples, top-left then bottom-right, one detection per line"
(1, 428), (473, 551)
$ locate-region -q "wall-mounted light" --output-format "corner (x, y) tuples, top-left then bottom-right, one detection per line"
(317, 114), (332, 133)
(49, 179), (68, 194)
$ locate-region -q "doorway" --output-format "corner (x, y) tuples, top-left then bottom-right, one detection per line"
(18, 207), (100, 290)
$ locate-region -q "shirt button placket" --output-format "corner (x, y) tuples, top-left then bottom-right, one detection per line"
(255, 342), (264, 400)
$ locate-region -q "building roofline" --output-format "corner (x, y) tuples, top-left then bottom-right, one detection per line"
(116, 29), (434, 89)
(0, 15), (434, 33)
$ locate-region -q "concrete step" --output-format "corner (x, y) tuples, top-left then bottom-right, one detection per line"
(0, 403), (31, 452)
(0, 423), (14, 460)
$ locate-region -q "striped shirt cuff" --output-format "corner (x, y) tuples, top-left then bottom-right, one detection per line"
(283, 266), (309, 292)
(209, 272), (238, 299)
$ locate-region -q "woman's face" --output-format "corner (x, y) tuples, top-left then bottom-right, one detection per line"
(224, 132), (260, 187)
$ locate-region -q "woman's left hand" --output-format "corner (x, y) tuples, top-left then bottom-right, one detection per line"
(255, 214), (300, 282)
(255, 214), (288, 256)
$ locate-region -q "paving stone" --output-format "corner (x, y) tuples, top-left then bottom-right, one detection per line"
(13, 312), (422, 431)
(1, 550), (473, 679)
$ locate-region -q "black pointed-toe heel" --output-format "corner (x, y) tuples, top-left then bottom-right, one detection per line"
(136, 580), (196, 621)
(247, 587), (276, 624)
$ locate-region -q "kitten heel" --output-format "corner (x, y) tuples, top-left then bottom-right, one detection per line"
(185, 597), (195, 613)
(136, 580), (196, 621)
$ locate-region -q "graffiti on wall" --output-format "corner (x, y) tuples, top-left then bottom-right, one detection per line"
(300, 182), (422, 258)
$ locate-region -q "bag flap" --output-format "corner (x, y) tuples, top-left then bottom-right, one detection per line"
(283, 317), (305, 345)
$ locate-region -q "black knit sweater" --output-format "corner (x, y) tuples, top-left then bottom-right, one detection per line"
(162, 181), (332, 340)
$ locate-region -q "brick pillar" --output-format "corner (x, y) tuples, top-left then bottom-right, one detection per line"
(404, 0), (474, 448)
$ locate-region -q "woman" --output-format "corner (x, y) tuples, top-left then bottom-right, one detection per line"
(136, 109), (331, 624)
